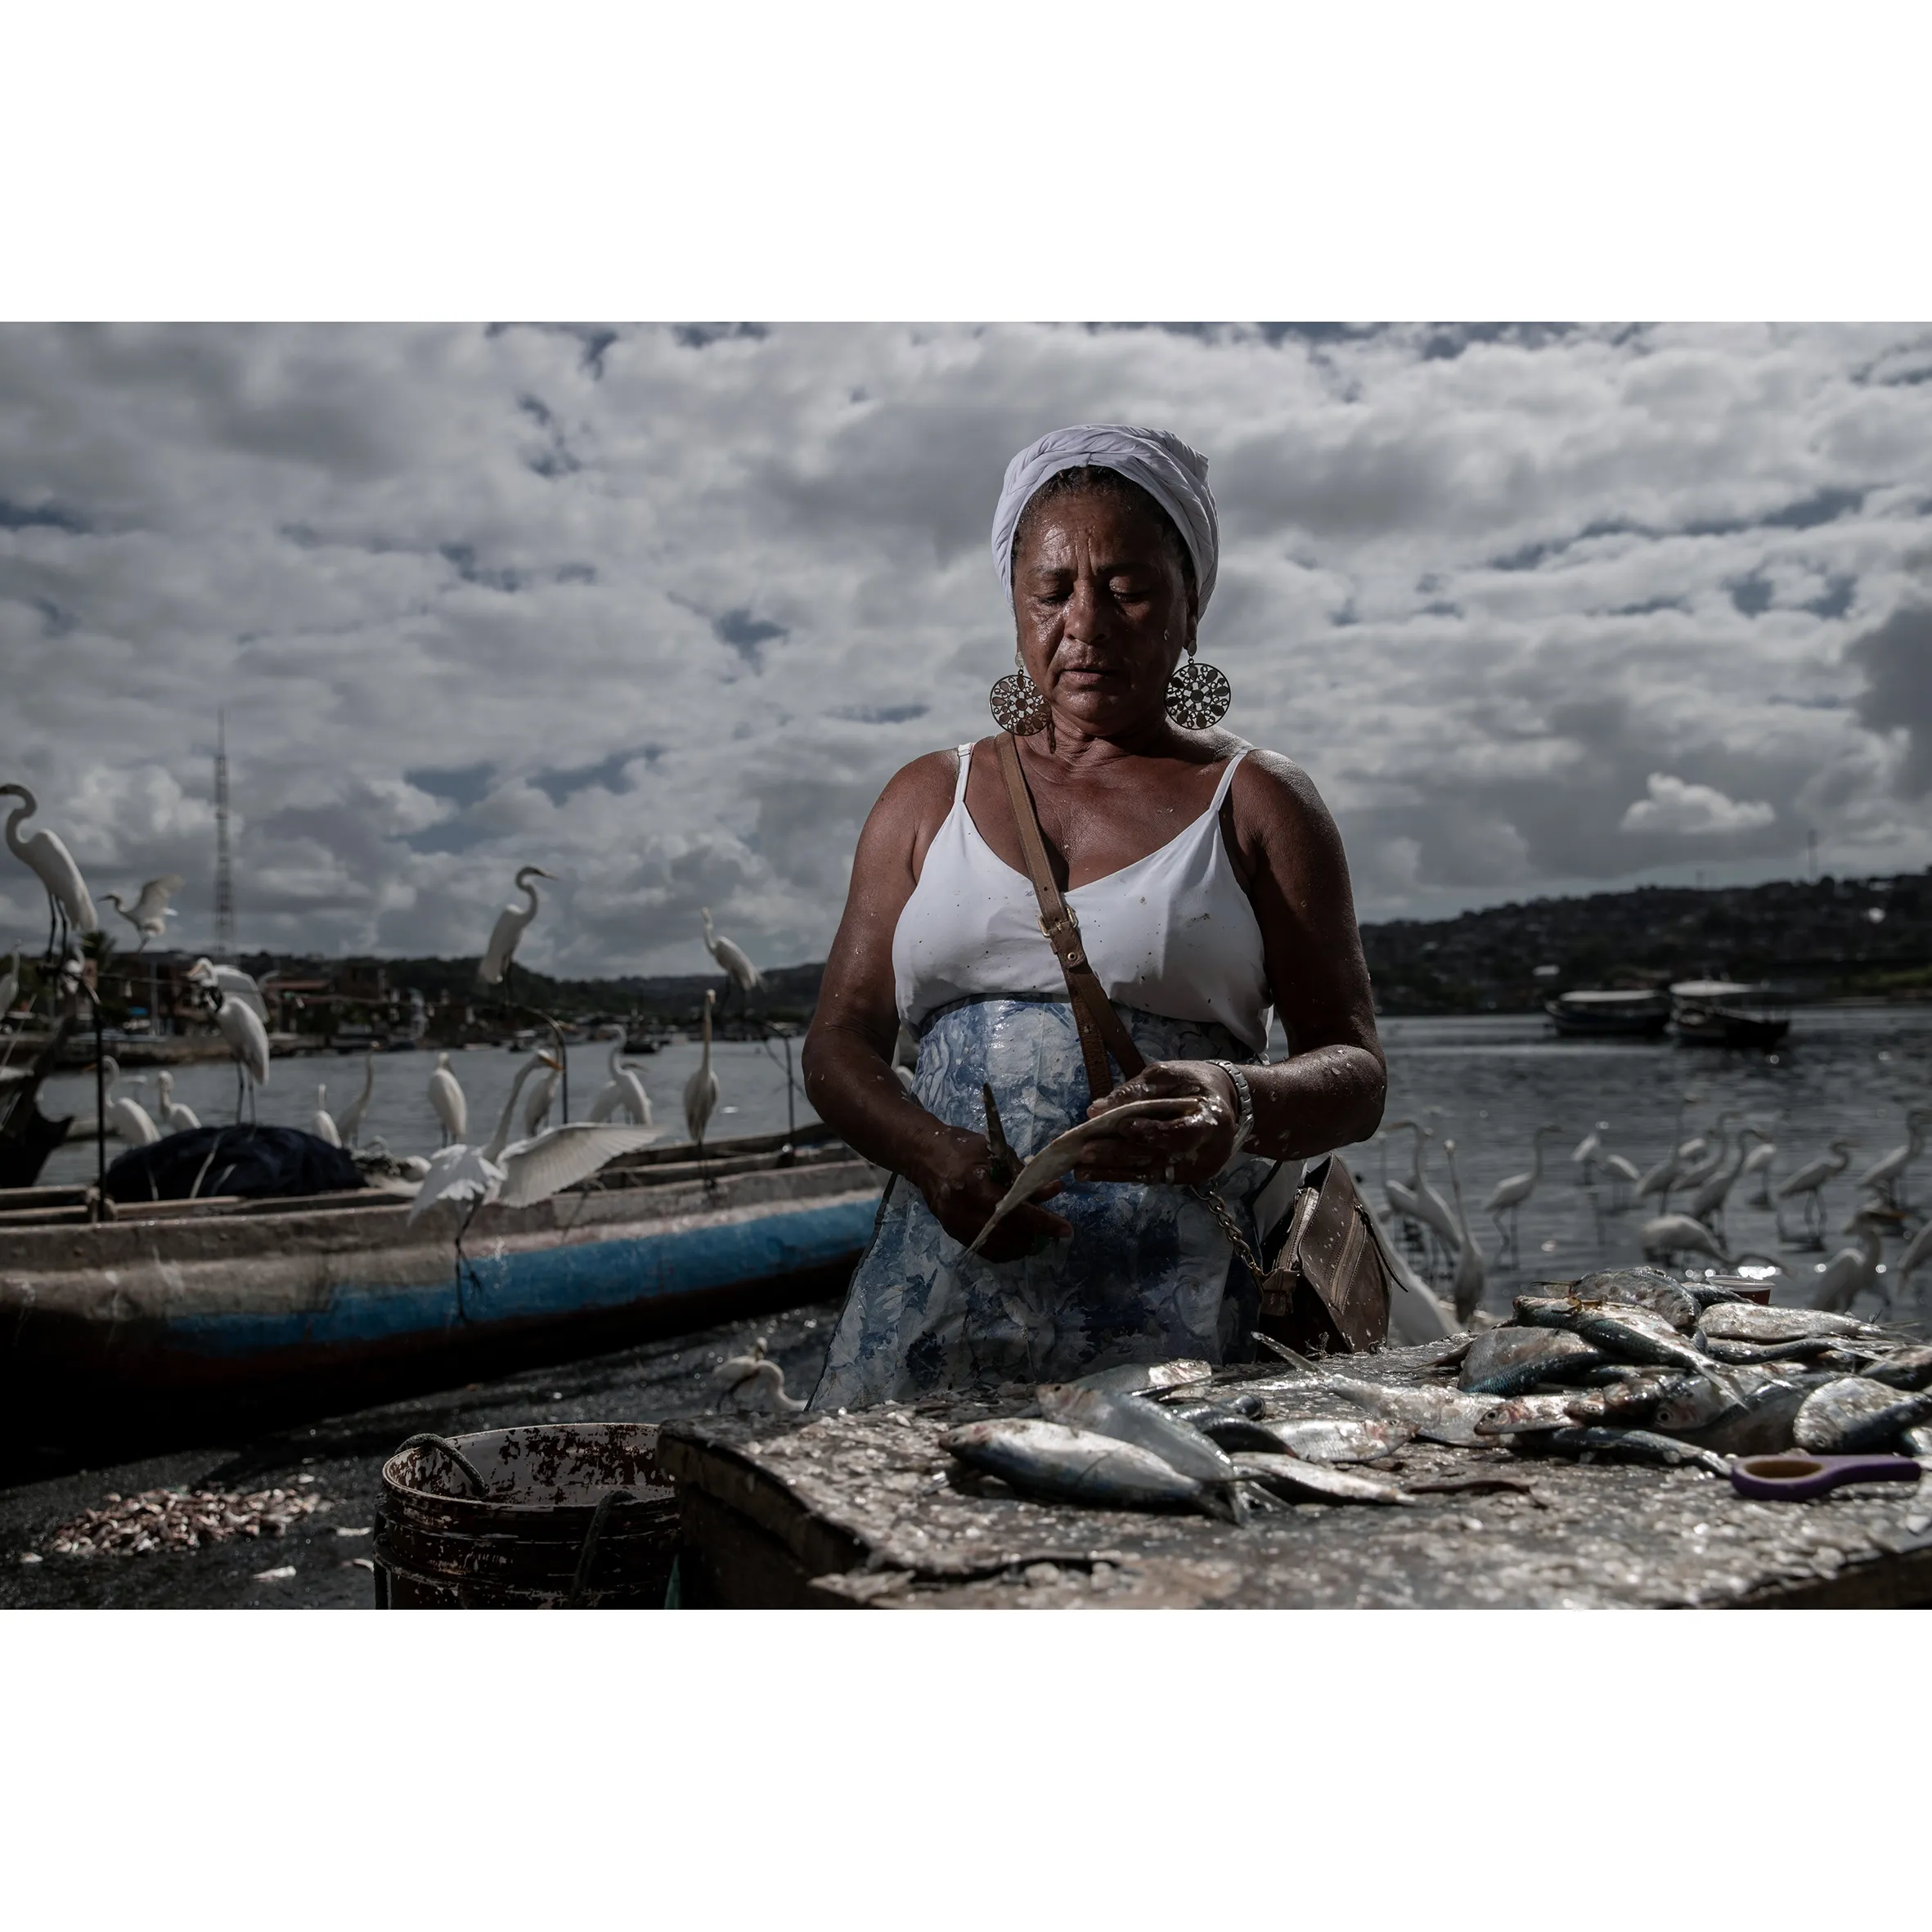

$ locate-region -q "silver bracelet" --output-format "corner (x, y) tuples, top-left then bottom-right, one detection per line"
(1209, 1060), (1255, 1153)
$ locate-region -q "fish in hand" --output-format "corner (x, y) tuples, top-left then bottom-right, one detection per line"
(965, 1098), (1206, 1256)
(941, 1418), (1220, 1516)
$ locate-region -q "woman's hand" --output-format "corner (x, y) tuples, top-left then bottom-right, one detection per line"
(914, 1126), (1074, 1263)
(1077, 1061), (1240, 1186)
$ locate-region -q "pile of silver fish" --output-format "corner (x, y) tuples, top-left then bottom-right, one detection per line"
(937, 1268), (1932, 1519)
(38, 1485), (321, 1558)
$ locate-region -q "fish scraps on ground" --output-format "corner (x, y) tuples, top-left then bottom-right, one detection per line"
(38, 1485), (322, 1559)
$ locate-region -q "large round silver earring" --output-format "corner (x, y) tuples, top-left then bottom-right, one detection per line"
(1165, 646), (1232, 729)
(990, 658), (1049, 735)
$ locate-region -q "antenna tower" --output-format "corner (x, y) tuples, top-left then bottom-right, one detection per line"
(213, 709), (236, 960)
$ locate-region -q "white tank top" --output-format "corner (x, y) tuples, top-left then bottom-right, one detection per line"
(892, 743), (1274, 1054)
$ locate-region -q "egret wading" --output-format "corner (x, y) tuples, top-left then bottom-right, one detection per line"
(1858, 1106), (1932, 1213)
(1776, 1136), (1859, 1245)
(335, 1049), (376, 1148)
(1441, 1138), (1486, 1324)
(684, 987), (721, 1161)
(1810, 1208), (1889, 1314)
(1484, 1123), (1564, 1260)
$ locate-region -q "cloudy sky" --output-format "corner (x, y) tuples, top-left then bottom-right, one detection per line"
(3, 320), (1930, 977)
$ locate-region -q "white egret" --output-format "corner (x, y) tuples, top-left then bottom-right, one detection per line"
(478, 867), (552, 986)
(1386, 1118), (1458, 1248)
(1688, 1126), (1764, 1229)
(410, 1052), (659, 1222)
(1857, 1107), (1932, 1211)
(427, 1052), (467, 1146)
(155, 1070), (199, 1134)
(1601, 1152), (1642, 1210)
(684, 988), (720, 1152)
(1810, 1208), (1889, 1314)
(100, 1057), (160, 1147)
(1570, 1124), (1606, 1185)
(1775, 1137), (1858, 1243)
(521, 1056), (560, 1138)
(1359, 1191), (1458, 1343)
(102, 875), (184, 951)
(1674, 1112), (1740, 1197)
(335, 1049), (376, 1147)
(186, 958), (267, 1021)
(700, 907), (762, 1004)
(1640, 1212), (1730, 1268)
(1635, 1094), (1697, 1208)
(1440, 1139), (1487, 1324)
(1740, 1129), (1779, 1207)
(0, 782), (97, 950)
(712, 1338), (804, 1414)
(206, 987), (270, 1121)
(587, 1027), (653, 1126)
(312, 1083), (342, 1147)
(1484, 1123), (1564, 1257)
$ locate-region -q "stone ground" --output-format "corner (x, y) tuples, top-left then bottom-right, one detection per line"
(0, 1301), (839, 1610)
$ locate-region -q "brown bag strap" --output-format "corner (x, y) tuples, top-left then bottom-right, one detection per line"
(993, 731), (1146, 1099)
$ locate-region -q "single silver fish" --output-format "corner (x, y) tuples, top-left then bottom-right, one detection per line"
(1697, 1305), (1878, 1345)
(1673, 1373), (1827, 1457)
(1327, 1378), (1500, 1446)
(1699, 1333), (1857, 1366)
(1246, 1416), (1413, 1462)
(1229, 1452), (1413, 1506)
(1068, 1358), (1214, 1395)
(1516, 1297), (1718, 1374)
(941, 1418), (1215, 1513)
(1862, 1345), (1932, 1392)
(1518, 1426), (1731, 1476)
(1792, 1378), (1932, 1454)
(1567, 1268), (1701, 1331)
(966, 1099), (1206, 1255)
(1459, 1328), (1605, 1396)
(1475, 1393), (1584, 1436)
(1036, 1383), (1239, 1489)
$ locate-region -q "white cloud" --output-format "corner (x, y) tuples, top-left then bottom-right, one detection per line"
(1620, 773), (1777, 836)
(2, 321), (1930, 971)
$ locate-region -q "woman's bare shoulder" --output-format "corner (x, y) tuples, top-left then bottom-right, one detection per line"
(1226, 744), (1335, 826)
(853, 748), (965, 867)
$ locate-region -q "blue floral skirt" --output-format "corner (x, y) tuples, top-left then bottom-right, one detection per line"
(811, 996), (1269, 1409)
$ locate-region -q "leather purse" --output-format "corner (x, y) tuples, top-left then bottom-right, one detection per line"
(1257, 1153), (1391, 1355)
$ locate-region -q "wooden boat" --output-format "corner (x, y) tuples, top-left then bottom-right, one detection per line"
(0, 1123), (880, 1449)
(1543, 989), (1671, 1039)
(1669, 980), (1792, 1049)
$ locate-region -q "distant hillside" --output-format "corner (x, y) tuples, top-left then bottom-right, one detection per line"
(232, 869), (1932, 1027)
(1359, 871), (1932, 1014)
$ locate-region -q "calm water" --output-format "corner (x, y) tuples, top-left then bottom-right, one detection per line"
(33, 1005), (1932, 1318)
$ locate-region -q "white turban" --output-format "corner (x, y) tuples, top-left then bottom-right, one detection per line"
(991, 423), (1220, 614)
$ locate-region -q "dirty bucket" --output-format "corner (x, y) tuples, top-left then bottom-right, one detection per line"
(374, 1423), (677, 1608)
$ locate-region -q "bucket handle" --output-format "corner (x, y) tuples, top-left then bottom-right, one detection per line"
(568, 1488), (636, 1608)
(397, 1432), (487, 1497)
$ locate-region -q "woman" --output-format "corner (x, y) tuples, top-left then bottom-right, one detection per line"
(802, 424), (1386, 1407)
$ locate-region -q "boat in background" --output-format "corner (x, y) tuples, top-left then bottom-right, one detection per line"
(1543, 988), (1672, 1039)
(0, 1122), (879, 1455)
(1669, 980), (1791, 1049)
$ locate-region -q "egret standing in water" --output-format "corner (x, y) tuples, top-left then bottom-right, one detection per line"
(1858, 1106), (1932, 1213)
(1484, 1123), (1564, 1260)
(1, 783), (97, 956)
(427, 1052), (467, 1147)
(335, 1049), (376, 1148)
(684, 988), (720, 1156)
(1441, 1139), (1487, 1324)
(1776, 1136), (1858, 1244)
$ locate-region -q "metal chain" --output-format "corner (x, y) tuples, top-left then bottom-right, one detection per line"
(1190, 1183), (1269, 1289)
